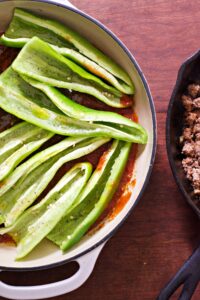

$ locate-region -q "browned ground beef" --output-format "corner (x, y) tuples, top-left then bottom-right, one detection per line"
(181, 83), (200, 195)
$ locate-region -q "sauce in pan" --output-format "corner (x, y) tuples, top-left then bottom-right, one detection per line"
(0, 234), (15, 245)
(0, 46), (138, 244)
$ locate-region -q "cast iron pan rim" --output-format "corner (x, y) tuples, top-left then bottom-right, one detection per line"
(166, 49), (200, 218)
(0, 0), (157, 272)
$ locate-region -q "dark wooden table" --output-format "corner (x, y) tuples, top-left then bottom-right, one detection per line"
(1, 0), (200, 299)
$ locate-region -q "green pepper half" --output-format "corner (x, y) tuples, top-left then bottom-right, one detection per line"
(24, 77), (148, 144)
(0, 136), (109, 227)
(0, 163), (92, 260)
(0, 68), (147, 143)
(0, 122), (53, 181)
(48, 139), (131, 251)
(0, 8), (134, 94)
(12, 37), (133, 108)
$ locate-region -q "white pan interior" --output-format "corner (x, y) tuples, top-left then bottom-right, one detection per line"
(0, 0), (156, 269)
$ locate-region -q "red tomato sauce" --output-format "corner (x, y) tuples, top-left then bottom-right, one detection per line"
(120, 94), (133, 107)
(0, 45), (138, 243)
(88, 143), (137, 234)
(96, 147), (111, 171)
(0, 234), (15, 245)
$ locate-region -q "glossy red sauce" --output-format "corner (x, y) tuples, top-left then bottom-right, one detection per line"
(120, 94), (133, 107)
(0, 234), (15, 245)
(0, 45), (138, 244)
(88, 143), (137, 234)
(96, 148), (111, 171)
(0, 45), (19, 73)
(62, 89), (134, 113)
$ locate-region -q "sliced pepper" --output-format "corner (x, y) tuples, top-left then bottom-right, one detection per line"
(48, 139), (131, 251)
(0, 68), (147, 143)
(0, 163), (92, 260)
(0, 136), (109, 227)
(0, 67), (109, 137)
(0, 122), (53, 181)
(25, 77), (147, 144)
(0, 8), (134, 94)
(12, 37), (132, 108)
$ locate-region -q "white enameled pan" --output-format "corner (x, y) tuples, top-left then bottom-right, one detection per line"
(0, 1), (157, 299)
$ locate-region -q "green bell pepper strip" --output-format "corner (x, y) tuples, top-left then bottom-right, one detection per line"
(0, 68), (147, 143)
(0, 163), (92, 260)
(0, 136), (92, 198)
(0, 122), (53, 181)
(0, 8), (134, 94)
(25, 77), (148, 144)
(0, 136), (109, 227)
(12, 37), (132, 108)
(48, 139), (131, 251)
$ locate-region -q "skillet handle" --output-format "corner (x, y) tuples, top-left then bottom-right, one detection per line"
(0, 243), (105, 300)
(157, 244), (200, 300)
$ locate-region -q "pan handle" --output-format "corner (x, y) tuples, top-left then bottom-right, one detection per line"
(0, 243), (105, 300)
(157, 244), (200, 300)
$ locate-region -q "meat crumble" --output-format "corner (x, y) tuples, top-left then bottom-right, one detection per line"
(180, 83), (200, 195)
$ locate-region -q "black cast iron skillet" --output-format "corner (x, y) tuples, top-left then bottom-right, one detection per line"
(158, 50), (200, 300)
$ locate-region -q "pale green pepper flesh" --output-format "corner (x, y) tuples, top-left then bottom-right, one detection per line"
(0, 136), (109, 227)
(0, 68), (147, 143)
(0, 163), (92, 260)
(48, 140), (131, 251)
(24, 77), (147, 144)
(0, 122), (53, 181)
(12, 37), (132, 108)
(0, 8), (134, 94)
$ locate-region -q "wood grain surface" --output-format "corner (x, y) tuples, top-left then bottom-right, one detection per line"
(1, 0), (200, 299)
